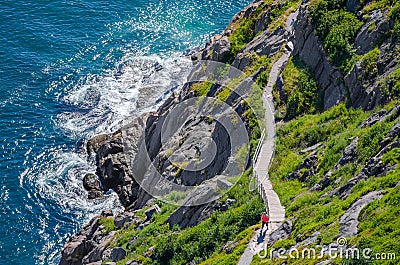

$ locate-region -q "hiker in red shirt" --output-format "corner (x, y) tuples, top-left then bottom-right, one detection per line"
(261, 212), (269, 230)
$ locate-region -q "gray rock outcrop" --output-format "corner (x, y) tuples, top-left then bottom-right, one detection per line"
(334, 118), (400, 199)
(168, 199), (220, 229)
(268, 218), (293, 244)
(60, 208), (145, 265)
(354, 10), (390, 55)
(339, 191), (383, 237)
(293, 3), (398, 111)
(334, 137), (359, 170)
(285, 152), (318, 182)
(293, 5), (346, 110)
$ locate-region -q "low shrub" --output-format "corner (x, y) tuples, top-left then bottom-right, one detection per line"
(310, 0), (363, 72)
(360, 47), (380, 80)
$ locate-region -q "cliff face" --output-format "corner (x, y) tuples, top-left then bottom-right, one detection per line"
(60, 0), (399, 264)
(293, 4), (347, 109)
(61, 56), (263, 265)
(294, 3), (397, 111)
(202, 0), (398, 111)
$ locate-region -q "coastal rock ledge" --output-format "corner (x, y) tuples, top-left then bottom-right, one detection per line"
(60, 0), (399, 263)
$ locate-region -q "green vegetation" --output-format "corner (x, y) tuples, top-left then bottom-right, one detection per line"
(244, 85), (264, 158)
(364, 0), (400, 40)
(229, 17), (258, 57)
(251, 101), (400, 264)
(360, 47), (380, 80)
(101, 1), (400, 263)
(309, 0), (399, 73)
(200, 226), (257, 265)
(382, 148), (400, 166)
(99, 217), (116, 234)
(228, 0), (300, 58)
(195, 53), (274, 158)
(154, 196), (262, 264)
(190, 81), (213, 97)
(267, 1), (301, 33)
(204, 115), (214, 124)
(378, 67), (400, 97)
(216, 87), (232, 102)
(357, 119), (394, 163)
(389, 2), (400, 40)
(310, 0), (363, 72)
(271, 103), (369, 201)
(277, 56), (320, 120)
(109, 170), (263, 265)
(228, 1), (268, 58)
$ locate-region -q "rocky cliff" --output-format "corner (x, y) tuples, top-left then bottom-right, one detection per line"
(201, 0), (398, 111)
(60, 0), (399, 264)
(294, 2), (398, 110)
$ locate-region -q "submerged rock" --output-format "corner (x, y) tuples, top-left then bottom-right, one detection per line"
(83, 173), (103, 199)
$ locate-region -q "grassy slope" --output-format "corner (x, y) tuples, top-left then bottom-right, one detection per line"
(275, 56), (320, 120)
(99, 6), (293, 263)
(249, 1), (400, 263)
(99, 0), (400, 264)
(100, 169), (264, 265)
(252, 101), (400, 264)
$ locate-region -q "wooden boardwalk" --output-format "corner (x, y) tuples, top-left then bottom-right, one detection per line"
(238, 10), (298, 264)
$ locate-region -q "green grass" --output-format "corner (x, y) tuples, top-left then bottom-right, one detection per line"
(252, 100), (400, 264)
(279, 56), (320, 120)
(389, 2), (400, 40)
(378, 67), (400, 97)
(382, 148), (400, 166)
(227, 0), (299, 58)
(309, 0), (364, 72)
(360, 47), (380, 80)
(216, 87), (232, 102)
(152, 171), (264, 265)
(190, 81), (213, 97)
(108, 170), (264, 265)
(99, 217), (116, 234)
(199, 226), (257, 265)
(267, 1), (301, 33)
(228, 7), (263, 58)
(357, 120), (396, 163)
(309, 0), (398, 74)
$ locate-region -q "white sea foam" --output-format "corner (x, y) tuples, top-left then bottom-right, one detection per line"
(29, 51), (192, 264)
(23, 148), (123, 264)
(58, 53), (192, 137)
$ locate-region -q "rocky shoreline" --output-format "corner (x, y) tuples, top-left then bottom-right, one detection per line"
(60, 0), (399, 264)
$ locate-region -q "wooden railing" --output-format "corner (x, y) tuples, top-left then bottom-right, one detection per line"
(251, 129), (269, 211)
(252, 128), (265, 170)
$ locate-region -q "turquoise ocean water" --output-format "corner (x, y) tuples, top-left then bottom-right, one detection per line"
(0, 0), (250, 263)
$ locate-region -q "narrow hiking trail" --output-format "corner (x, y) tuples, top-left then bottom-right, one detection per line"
(238, 10), (298, 265)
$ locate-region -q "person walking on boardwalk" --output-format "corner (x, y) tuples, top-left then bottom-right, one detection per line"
(261, 212), (269, 231)
(290, 18), (295, 34)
